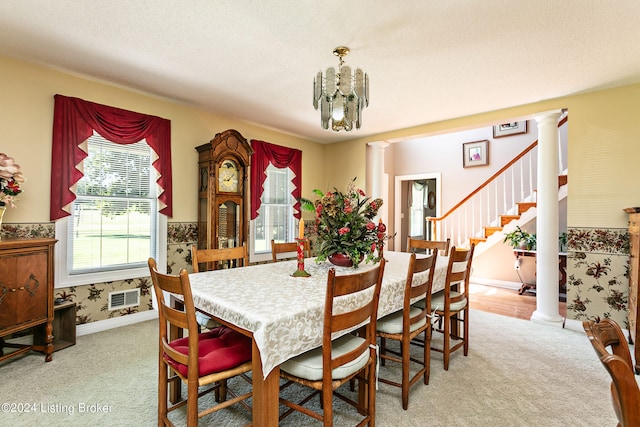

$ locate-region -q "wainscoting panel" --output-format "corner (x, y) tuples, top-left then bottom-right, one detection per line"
(566, 227), (629, 327)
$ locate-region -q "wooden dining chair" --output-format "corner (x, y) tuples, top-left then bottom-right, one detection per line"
(376, 252), (437, 410)
(191, 243), (249, 272)
(279, 259), (386, 426)
(583, 319), (634, 369)
(271, 239), (311, 262)
(430, 244), (475, 370)
(148, 258), (253, 426)
(406, 237), (451, 256)
(191, 244), (249, 330)
(583, 319), (640, 427)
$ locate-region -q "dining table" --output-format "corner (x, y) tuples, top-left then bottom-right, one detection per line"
(181, 250), (450, 426)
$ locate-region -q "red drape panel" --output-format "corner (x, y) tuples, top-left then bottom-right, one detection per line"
(50, 94), (172, 220)
(250, 140), (302, 220)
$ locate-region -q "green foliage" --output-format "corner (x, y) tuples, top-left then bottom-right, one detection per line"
(300, 178), (386, 267)
(503, 226), (536, 250)
(559, 232), (568, 251)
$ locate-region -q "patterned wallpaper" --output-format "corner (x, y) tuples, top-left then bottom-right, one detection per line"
(1, 222), (196, 326)
(1, 222), (633, 328)
(565, 227), (630, 327)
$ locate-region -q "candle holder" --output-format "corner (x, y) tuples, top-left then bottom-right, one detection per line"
(292, 238), (311, 277)
(377, 242), (385, 262)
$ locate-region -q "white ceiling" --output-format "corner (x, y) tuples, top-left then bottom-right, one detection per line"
(1, 1), (640, 144)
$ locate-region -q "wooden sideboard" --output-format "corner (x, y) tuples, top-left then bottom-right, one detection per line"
(0, 237), (57, 363)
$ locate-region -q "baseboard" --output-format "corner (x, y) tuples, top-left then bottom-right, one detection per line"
(470, 277), (522, 290)
(564, 318), (583, 333)
(77, 310), (158, 337)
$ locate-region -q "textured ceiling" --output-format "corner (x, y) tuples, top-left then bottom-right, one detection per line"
(1, 1), (639, 143)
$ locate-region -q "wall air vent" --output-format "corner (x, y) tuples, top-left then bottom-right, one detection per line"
(108, 289), (140, 311)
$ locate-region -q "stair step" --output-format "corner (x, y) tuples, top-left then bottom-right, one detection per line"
(469, 237), (487, 246)
(558, 174), (568, 187)
(517, 202), (536, 214)
(484, 226), (502, 237)
(500, 215), (520, 227)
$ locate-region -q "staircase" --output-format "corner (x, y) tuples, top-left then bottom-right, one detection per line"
(468, 175), (568, 247)
(427, 115), (568, 254)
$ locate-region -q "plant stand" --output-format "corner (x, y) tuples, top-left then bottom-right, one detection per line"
(513, 249), (567, 299)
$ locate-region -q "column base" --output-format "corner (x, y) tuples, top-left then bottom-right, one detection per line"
(530, 310), (565, 328)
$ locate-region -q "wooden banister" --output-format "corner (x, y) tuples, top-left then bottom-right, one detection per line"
(432, 140), (538, 223)
(428, 115), (568, 245)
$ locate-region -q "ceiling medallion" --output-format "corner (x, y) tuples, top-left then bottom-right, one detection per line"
(313, 46), (369, 132)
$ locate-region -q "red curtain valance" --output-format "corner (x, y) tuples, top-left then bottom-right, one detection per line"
(50, 94), (172, 220)
(250, 140), (302, 220)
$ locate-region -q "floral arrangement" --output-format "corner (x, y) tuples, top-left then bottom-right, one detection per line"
(300, 178), (389, 268)
(0, 153), (24, 208)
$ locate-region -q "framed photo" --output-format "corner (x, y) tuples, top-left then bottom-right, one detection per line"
(493, 121), (527, 138)
(463, 140), (489, 168)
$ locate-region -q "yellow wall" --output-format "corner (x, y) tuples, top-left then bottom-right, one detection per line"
(0, 55), (325, 223)
(564, 84), (640, 228)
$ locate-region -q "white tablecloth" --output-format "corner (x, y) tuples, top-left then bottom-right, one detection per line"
(188, 251), (449, 378)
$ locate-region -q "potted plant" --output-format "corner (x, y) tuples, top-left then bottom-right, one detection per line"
(559, 232), (568, 252)
(503, 226), (536, 250)
(299, 178), (388, 268)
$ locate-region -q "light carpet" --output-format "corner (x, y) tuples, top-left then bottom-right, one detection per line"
(0, 310), (618, 426)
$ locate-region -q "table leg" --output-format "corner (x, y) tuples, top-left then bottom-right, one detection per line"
(559, 254), (567, 293)
(251, 339), (280, 426)
(518, 283), (535, 295)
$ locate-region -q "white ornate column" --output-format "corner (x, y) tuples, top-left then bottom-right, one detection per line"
(366, 141), (389, 226)
(367, 141), (389, 200)
(531, 109), (564, 327)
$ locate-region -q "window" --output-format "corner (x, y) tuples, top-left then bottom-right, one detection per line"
(410, 182), (425, 237)
(251, 164), (295, 261)
(56, 132), (166, 287)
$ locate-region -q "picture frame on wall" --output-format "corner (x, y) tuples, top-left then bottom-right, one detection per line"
(463, 140), (489, 168)
(493, 121), (527, 138)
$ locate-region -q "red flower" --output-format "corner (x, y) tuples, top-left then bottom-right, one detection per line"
(371, 242), (377, 252)
(377, 223), (387, 233)
(343, 205), (352, 214)
(338, 227), (350, 235)
(6, 180), (21, 194)
(366, 221), (376, 230)
(358, 189), (366, 197)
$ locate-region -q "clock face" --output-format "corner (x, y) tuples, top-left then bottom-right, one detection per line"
(218, 159), (239, 192)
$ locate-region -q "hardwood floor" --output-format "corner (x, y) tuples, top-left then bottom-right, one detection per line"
(469, 283), (567, 320)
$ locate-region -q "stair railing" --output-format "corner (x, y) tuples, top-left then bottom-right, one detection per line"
(428, 115), (567, 248)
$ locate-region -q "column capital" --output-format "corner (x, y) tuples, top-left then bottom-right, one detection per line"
(367, 141), (390, 150)
(534, 109), (564, 124)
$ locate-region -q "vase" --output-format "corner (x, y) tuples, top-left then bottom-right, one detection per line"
(0, 205), (5, 237)
(328, 252), (364, 268)
(328, 253), (354, 267)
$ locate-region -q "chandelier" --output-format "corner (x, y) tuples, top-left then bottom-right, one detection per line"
(313, 46), (369, 132)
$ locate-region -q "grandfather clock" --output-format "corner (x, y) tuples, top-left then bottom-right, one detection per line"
(196, 129), (253, 252)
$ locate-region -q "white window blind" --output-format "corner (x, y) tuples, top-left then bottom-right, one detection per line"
(252, 164), (295, 254)
(66, 133), (157, 275)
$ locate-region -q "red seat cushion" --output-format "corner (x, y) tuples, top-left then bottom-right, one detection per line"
(165, 326), (252, 377)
